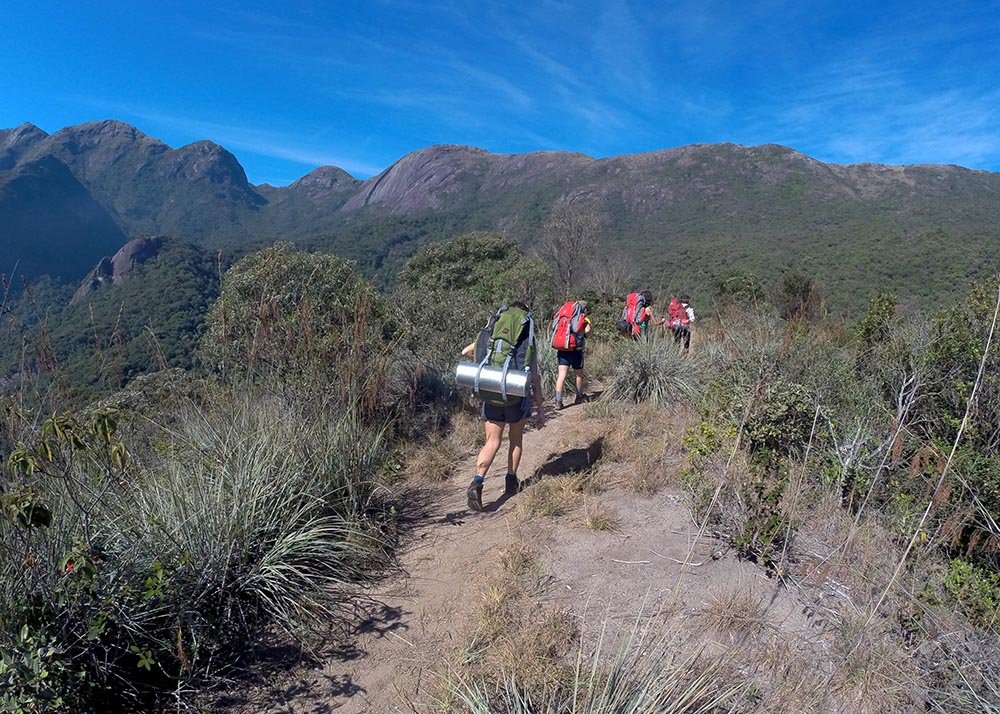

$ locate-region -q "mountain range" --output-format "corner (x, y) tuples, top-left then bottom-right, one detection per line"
(3, 119), (1000, 309)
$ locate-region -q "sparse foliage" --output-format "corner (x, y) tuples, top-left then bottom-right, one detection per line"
(539, 203), (605, 297)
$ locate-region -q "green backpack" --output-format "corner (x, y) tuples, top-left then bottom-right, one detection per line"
(474, 305), (536, 407)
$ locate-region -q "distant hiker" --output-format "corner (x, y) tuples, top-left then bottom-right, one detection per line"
(460, 301), (545, 512)
(666, 294), (696, 352)
(550, 300), (592, 409)
(617, 290), (654, 338)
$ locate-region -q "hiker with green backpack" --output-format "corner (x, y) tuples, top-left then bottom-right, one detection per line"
(460, 301), (545, 512)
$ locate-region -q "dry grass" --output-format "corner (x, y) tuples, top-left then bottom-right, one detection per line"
(584, 339), (619, 381)
(518, 474), (595, 518)
(593, 402), (696, 494)
(447, 541), (578, 703)
(584, 506), (620, 532)
(831, 614), (923, 713)
(450, 406), (485, 451)
(702, 587), (768, 636)
(409, 434), (462, 482)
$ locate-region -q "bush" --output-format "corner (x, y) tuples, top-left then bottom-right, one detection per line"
(606, 334), (701, 406)
(0, 390), (390, 710)
(395, 232), (556, 372)
(201, 243), (404, 418)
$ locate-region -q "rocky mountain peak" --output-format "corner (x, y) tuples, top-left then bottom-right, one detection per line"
(0, 123), (49, 170)
(287, 165), (359, 201)
(71, 236), (167, 305)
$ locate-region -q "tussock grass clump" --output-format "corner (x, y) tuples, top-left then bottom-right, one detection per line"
(518, 474), (597, 519)
(0, 391), (390, 710)
(703, 587), (767, 636)
(606, 334), (702, 407)
(448, 617), (745, 713)
(583, 506), (620, 532)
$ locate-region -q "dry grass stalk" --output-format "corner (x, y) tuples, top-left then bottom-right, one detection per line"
(409, 434), (462, 482)
(702, 587), (767, 636)
(584, 506), (620, 532)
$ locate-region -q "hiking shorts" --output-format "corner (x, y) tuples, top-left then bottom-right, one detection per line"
(482, 398), (531, 424)
(557, 350), (584, 370)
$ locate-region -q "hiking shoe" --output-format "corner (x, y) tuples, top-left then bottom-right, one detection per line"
(466, 480), (484, 512)
(504, 474), (520, 496)
(555, 398), (565, 410)
(574, 392), (589, 405)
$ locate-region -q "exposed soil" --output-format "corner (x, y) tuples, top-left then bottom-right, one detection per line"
(227, 399), (812, 713)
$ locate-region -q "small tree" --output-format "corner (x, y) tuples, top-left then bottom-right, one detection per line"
(201, 242), (402, 413)
(778, 271), (822, 322)
(538, 203), (604, 297)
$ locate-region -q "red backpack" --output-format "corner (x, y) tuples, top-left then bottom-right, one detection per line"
(619, 292), (646, 336)
(667, 297), (687, 328)
(551, 301), (586, 351)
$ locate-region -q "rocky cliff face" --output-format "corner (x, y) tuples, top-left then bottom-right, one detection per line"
(70, 236), (166, 305)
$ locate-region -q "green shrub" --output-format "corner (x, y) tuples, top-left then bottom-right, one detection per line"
(395, 232), (556, 372)
(201, 242), (404, 417)
(744, 379), (816, 460)
(606, 334), (701, 406)
(0, 390), (390, 710)
(944, 559), (1000, 627)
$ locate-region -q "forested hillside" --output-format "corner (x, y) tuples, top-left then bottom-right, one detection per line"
(3, 121), (999, 312)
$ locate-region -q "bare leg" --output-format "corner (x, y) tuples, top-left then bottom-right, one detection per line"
(476, 421), (505, 476)
(555, 364), (569, 394)
(507, 419), (526, 475)
(575, 369), (586, 394)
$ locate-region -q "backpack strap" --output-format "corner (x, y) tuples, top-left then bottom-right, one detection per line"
(473, 308), (505, 397)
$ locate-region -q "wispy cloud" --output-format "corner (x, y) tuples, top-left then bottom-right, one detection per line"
(745, 55), (1000, 167)
(64, 98), (384, 179)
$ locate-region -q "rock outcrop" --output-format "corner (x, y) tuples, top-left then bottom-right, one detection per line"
(71, 236), (166, 305)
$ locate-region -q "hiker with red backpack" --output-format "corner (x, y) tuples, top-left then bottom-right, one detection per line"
(460, 301), (545, 512)
(617, 290), (654, 338)
(550, 300), (592, 409)
(665, 293), (696, 351)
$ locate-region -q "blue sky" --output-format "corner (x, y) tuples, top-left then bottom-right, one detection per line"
(3, 0), (999, 184)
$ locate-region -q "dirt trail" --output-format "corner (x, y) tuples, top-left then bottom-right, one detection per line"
(238, 400), (812, 713)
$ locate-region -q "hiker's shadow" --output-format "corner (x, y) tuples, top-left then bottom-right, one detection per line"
(484, 491), (514, 513)
(521, 436), (605, 489)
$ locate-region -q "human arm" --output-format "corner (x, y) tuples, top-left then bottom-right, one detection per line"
(461, 342), (476, 358)
(685, 306), (696, 323)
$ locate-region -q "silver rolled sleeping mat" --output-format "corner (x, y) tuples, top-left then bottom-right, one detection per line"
(455, 361), (529, 399)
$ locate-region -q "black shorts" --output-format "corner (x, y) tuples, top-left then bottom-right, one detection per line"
(482, 398), (531, 424)
(557, 350), (584, 369)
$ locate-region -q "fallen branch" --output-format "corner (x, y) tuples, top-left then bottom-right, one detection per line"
(611, 559), (650, 565)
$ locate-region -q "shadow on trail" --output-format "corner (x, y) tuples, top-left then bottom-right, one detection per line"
(522, 436), (605, 488)
(484, 491), (514, 512)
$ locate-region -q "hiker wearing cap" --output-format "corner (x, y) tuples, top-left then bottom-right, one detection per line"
(550, 300), (592, 409)
(460, 301), (545, 512)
